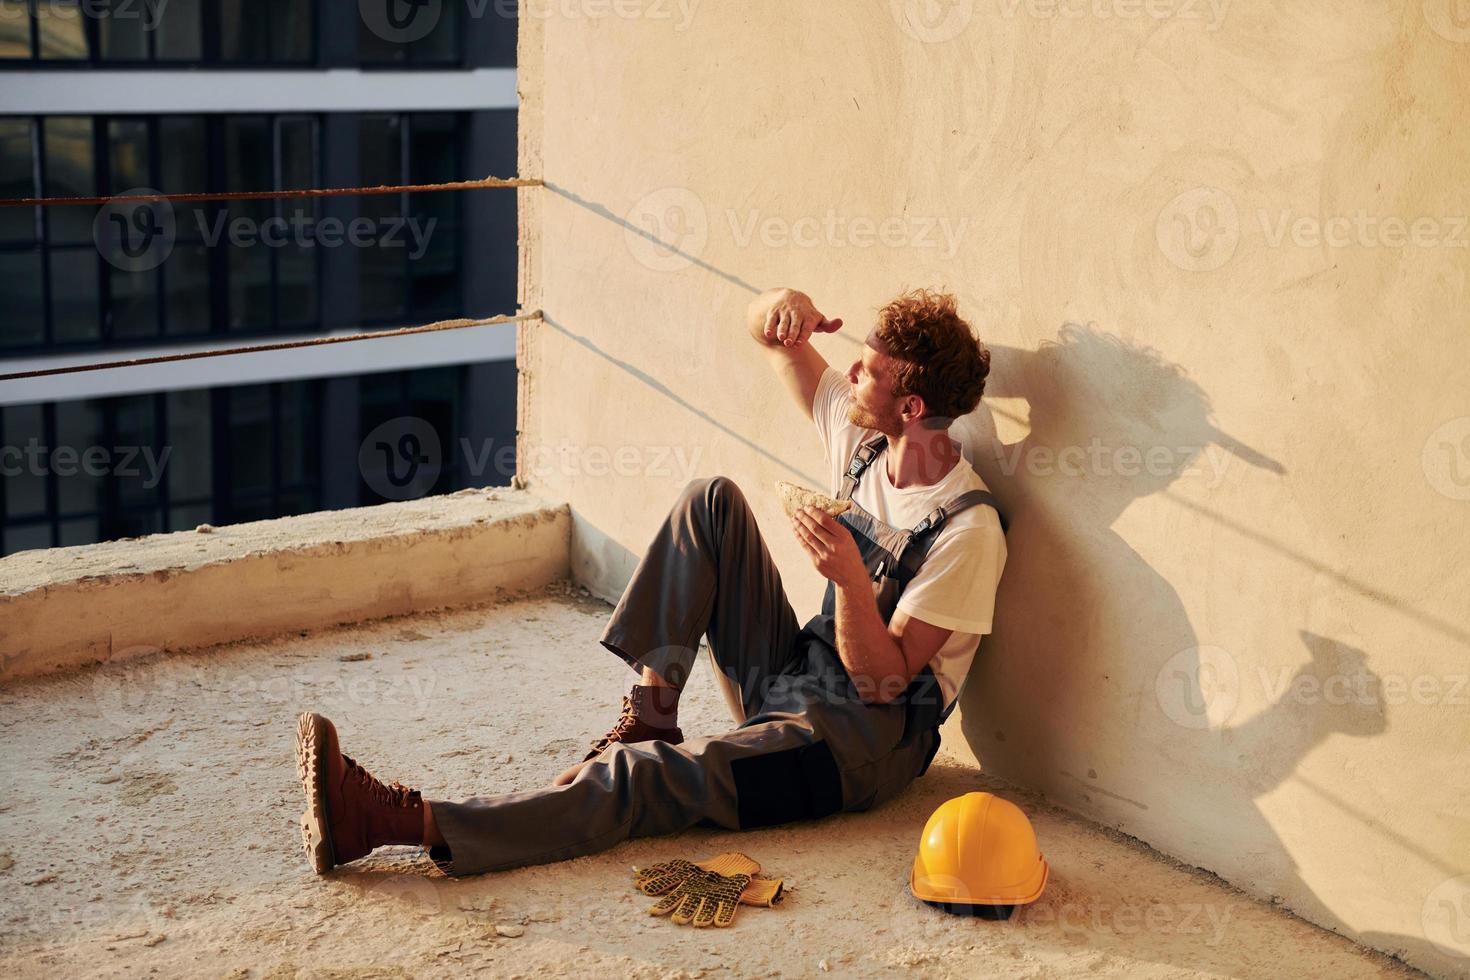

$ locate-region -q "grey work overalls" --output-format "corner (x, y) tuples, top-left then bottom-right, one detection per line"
(428, 436), (1006, 876)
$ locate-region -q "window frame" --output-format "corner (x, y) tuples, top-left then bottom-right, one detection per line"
(0, 377), (329, 555)
(356, 110), (465, 328)
(0, 111), (330, 355)
(0, 0), (322, 68)
(0, 0), (490, 69)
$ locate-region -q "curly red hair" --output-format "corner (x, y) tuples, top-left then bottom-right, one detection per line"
(871, 289), (991, 424)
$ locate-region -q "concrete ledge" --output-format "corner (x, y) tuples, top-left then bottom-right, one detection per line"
(0, 488), (571, 682)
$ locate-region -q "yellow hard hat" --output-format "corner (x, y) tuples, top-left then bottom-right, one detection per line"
(910, 791), (1049, 919)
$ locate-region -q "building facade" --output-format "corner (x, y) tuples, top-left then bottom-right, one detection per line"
(0, 0), (519, 555)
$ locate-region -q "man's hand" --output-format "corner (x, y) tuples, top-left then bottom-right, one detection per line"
(790, 505), (867, 587)
(750, 288), (844, 349)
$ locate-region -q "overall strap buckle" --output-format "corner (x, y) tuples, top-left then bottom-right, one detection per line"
(840, 434), (888, 498)
(845, 434), (887, 479)
(911, 507), (945, 537)
(909, 489), (1009, 539)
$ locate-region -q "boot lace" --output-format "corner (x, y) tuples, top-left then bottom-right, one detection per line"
(342, 754), (420, 808)
(589, 695), (639, 753)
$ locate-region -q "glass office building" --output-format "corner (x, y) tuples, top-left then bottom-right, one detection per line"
(0, 0), (519, 556)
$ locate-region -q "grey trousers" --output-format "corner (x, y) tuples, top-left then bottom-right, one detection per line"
(430, 477), (942, 876)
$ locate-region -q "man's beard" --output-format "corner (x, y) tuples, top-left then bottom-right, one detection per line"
(848, 402), (902, 439)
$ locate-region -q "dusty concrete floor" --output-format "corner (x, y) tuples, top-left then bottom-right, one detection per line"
(0, 583), (1427, 979)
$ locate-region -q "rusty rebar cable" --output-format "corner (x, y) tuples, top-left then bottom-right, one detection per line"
(0, 312), (543, 382)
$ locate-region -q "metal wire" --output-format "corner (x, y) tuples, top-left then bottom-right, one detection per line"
(0, 175), (543, 381)
(0, 312), (543, 382)
(0, 176), (542, 209)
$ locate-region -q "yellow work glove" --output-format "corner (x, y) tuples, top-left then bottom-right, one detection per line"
(633, 852), (785, 927)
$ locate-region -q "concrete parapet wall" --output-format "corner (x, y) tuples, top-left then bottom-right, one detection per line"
(0, 488), (571, 681)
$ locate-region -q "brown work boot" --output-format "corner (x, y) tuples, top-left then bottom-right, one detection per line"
(295, 712), (425, 874)
(552, 688), (684, 786)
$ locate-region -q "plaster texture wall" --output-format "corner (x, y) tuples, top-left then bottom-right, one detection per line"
(515, 4), (1469, 974)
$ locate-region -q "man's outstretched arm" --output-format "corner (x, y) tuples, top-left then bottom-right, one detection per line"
(747, 287), (844, 423)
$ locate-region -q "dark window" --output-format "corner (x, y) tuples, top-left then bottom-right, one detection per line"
(166, 386), (212, 528)
(0, 0), (311, 65)
(221, 114), (319, 332)
(0, 116), (34, 243)
(218, 0), (313, 64)
(98, 1), (147, 61)
(358, 112), (461, 324)
(219, 379), (322, 523)
(38, 0), (88, 60)
(156, 0), (204, 61)
(0, 1), (32, 60)
(0, 0), (516, 67)
(356, 364), (463, 505)
(0, 112), (324, 354)
(0, 364), (490, 555)
(0, 378), (330, 555)
(358, 0), (460, 65)
(0, 110), (489, 354)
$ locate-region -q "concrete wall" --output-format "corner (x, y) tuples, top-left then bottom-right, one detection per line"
(515, 4), (1469, 975)
(1, 489), (569, 681)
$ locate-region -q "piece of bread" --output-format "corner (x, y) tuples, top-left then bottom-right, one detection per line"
(775, 480), (852, 519)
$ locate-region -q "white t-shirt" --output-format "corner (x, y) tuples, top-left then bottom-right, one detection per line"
(811, 367), (1007, 711)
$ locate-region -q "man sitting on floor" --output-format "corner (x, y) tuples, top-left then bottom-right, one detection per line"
(294, 286), (1007, 877)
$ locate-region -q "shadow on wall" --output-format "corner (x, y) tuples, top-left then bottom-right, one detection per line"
(536, 180), (1457, 965)
(949, 323), (1265, 791)
(949, 324), (1452, 967)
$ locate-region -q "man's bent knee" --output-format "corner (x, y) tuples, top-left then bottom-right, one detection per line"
(678, 475), (747, 515)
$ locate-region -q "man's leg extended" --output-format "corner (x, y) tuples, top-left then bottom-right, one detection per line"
(599, 475), (804, 722)
(427, 714), (843, 876)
